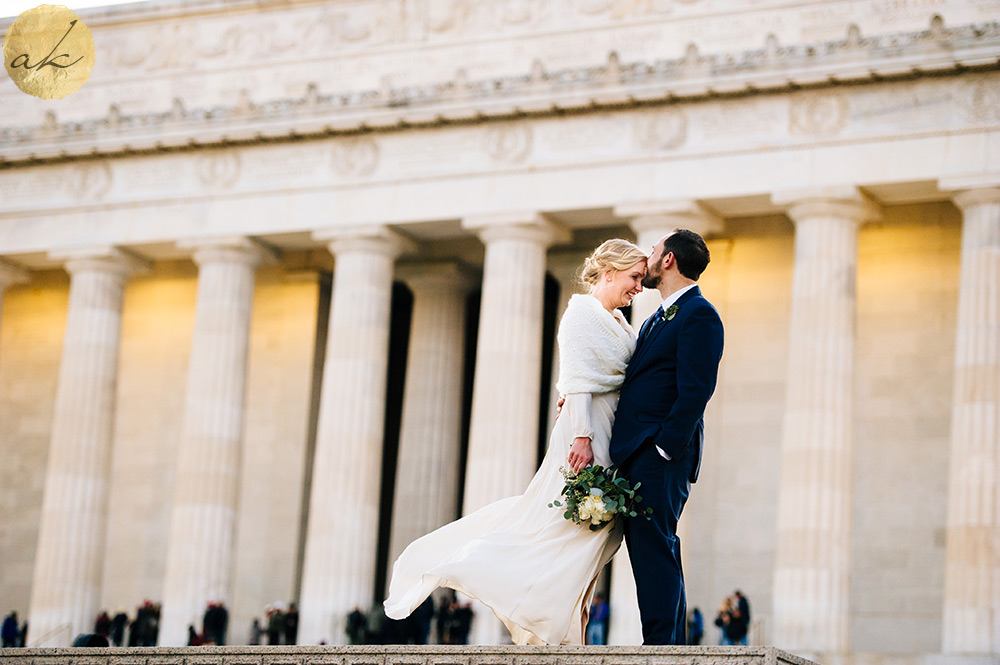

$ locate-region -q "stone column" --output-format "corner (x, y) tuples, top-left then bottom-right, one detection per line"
(160, 237), (272, 645)
(386, 262), (473, 573)
(461, 212), (568, 644)
(608, 201), (721, 645)
(0, 259), (29, 331)
(941, 186), (1000, 654)
(770, 188), (878, 654)
(299, 226), (412, 645)
(461, 213), (569, 511)
(28, 248), (146, 647)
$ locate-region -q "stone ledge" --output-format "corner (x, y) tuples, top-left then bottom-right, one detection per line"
(0, 646), (816, 665)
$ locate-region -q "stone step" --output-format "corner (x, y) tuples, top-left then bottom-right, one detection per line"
(0, 645), (815, 665)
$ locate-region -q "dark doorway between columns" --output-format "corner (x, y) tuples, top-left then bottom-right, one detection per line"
(537, 273), (560, 467)
(373, 282), (414, 605)
(455, 289), (481, 519)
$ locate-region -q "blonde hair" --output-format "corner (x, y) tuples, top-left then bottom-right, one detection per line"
(579, 239), (648, 286)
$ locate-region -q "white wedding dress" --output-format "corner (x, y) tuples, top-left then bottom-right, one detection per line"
(384, 294), (636, 645)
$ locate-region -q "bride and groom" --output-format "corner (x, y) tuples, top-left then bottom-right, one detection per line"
(384, 229), (725, 646)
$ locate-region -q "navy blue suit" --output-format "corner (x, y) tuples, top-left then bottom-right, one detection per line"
(609, 285), (724, 645)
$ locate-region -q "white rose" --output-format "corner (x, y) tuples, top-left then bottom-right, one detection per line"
(580, 494), (612, 525)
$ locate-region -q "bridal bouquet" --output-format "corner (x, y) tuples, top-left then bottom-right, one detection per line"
(549, 465), (652, 531)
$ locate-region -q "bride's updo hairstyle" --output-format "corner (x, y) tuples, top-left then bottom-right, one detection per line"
(579, 239), (647, 287)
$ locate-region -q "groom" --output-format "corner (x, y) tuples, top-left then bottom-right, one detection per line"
(609, 229), (724, 645)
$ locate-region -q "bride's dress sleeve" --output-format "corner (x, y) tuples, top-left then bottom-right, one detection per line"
(564, 392), (594, 440)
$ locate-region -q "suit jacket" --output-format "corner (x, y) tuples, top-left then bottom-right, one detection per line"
(609, 285), (724, 482)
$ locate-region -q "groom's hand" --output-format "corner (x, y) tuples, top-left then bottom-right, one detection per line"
(555, 396), (566, 419)
(568, 437), (593, 473)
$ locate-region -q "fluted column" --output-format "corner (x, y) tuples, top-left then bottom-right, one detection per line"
(609, 201), (722, 645)
(462, 213), (569, 512)
(770, 189), (878, 654)
(941, 186), (1000, 654)
(160, 237), (272, 645)
(0, 259), (29, 332)
(386, 262), (474, 573)
(299, 226), (412, 645)
(28, 247), (146, 647)
(461, 212), (568, 644)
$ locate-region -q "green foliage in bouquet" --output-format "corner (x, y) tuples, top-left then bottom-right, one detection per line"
(548, 464), (653, 531)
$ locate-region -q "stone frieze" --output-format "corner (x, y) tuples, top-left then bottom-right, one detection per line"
(0, 17), (997, 165)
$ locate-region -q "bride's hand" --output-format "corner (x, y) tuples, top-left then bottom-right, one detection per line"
(568, 437), (593, 473)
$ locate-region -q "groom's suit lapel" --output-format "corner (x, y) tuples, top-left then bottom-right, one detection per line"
(626, 286), (703, 382)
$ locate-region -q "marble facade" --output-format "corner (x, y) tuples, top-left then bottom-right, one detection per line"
(1, 0), (999, 661)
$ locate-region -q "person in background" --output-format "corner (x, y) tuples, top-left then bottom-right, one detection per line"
(187, 624), (204, 646)
(412, 596), (434, 645)
(586, 594), (609, 645)
(715, 597), (735, 645)
(71, 633), (108, 647)
(284, 602), (299, 645)
(734, 590), (750, 645)
(110, 612), (128, 647)
(687, 607), (704, 645)
(688, 607), (705, 644)
(1, 612), (19, 648)
(451, 603), (473, 645)
(436, 593), (454, 644)
(714, 594), (747, 646)
(94, 611), (112, 640)
(346, 606), (367, 645)
(250, 617), (262, 645)
(266, 604), (285, 645)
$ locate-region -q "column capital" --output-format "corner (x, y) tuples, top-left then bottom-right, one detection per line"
(177, 235), (278, 268)
(397, 261), (478, 294)
(615, 199), (724, 239)
(772, 186), (881, 226)
(0, 258), (29, 289)
(313, 225), (416, 259)
(462, 211), (571, 247)
(950, 188), (1000, 210)
(49, 246), (151, 277)
(939, 173), (1000, 196)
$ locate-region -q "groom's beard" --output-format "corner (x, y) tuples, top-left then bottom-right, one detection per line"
(641, 272), (661, 290)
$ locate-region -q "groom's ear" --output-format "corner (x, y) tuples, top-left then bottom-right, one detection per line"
(662, 251), (674, 270)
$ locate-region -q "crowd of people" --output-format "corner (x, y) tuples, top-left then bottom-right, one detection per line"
(347, 594), (473, 645)
(186, 601), (231, 646)
(86, 600), (161, 647)
(4, 588), (749, 648)
(713, 590), (751, 645)
(248, 602), (298, 645)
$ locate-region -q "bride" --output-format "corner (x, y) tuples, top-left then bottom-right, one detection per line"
(384, 239), (648, 645)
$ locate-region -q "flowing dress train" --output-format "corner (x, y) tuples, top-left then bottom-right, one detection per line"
(384, 295), (635, 645)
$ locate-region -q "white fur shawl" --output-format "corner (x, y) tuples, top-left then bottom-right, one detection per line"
(555, 294), (636, 395)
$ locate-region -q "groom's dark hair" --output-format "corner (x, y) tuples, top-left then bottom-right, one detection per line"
(663, 229), (711, 280)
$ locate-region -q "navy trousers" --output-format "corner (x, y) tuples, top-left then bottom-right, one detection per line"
(622, 442), (696, 645)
